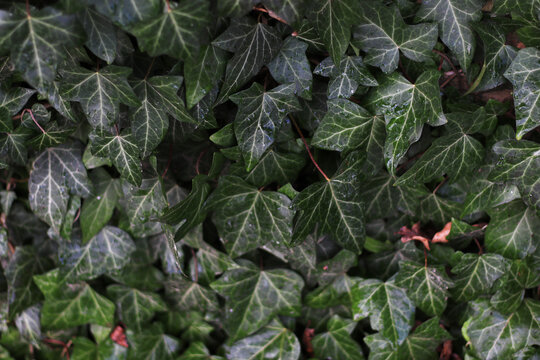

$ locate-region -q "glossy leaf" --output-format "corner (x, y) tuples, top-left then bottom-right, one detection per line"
(312, 315), (364, 360)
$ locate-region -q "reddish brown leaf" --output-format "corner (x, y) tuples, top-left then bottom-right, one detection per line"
(110, 325), (128, 348)
(440, 339), (453, 360)
(302, 326), (315, 357)
(398, 223), (431, 250)
(432, 222), (451, 244)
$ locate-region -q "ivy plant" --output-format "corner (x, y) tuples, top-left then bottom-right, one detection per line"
(0, 0), (538, 359)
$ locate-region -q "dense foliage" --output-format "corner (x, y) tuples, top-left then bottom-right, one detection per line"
(0, 0), (538, 358)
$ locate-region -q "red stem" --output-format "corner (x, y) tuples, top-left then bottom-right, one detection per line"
(474, 238), (483, 255)
(432, 177), (447, 194)
(162, 143), (173, 178)
(25, 0), (30, 17)
(191, 248), (198, 283)
(195, 149), (206, 176)
(21, 109), (46, 134)
(432, 50), (458, 73)
(144, 58), (155, 80)
(165, 0), (171, 12)
(289, 115), (330, 182)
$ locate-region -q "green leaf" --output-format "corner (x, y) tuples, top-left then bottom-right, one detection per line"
(306, 274), (357, 308)
(352, 279), (415, 345)
(216, 0), (254, 17)
(128, 324), (181, 360)
(245, 150), (305, 188)
(81, 8), (117, 64)
(90, 132), (142, 186)
(485, 200), (539, 259)
(450, 252), (509, 301)
(0, 5), (81, 92)
(230, 83), (301, 170)
(227, 319), (301, 359)
(179, 342), (224, 360)
(313, 56), (377, 99)
(365, 70), (446, 172)
(14, 305), (41, 346)
(206, 176), (293, 258)
(473, 21), (517, 92)
(0, 128), (31, 165)
(91, 0), (161, 26)
(185, 45), (228, 109)
(395, 261), (454, 316)
(312, 99), (384, 163)
(210, 260), (304, 341)
(292, 176), (365, 253)
(129, 0), (209, 60)
(308, 0), (358, 63)
(164, 274), (218, 313)
(504, 48), (540, 139)
(489, 140), (540, 214)
(29, 142), (91, 234)
(61, 65), (140, 131)
(58, 226), (136, 282)
(267, 37), (313, 100)
(80, 169), (121, 243)
(0, 87), (35, 115)
(34, 270), (115, 329)
(5, 246), (52, 317)
(312, 315), (364, 360)
(466, 299), (540, 360)
(218, 23), (281, 102)
(353, 3), (438, 73)
(107, 285), (167, 332)
(261, 0), (306, 25)
(416, 0), (483, 73)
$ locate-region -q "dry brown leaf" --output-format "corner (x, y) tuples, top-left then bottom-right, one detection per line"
(398, 223), (431, 250)
(432, 222), (452, 243)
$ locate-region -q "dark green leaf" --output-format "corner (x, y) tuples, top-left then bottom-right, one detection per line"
(312, 315), (364, 360)
(81, 8), (117, 64)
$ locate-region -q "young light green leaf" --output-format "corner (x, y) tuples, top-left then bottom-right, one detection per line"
(129, 0), (209, 60)
(504, 48), (540, 139)
(312, 315), (364, 360)
(210, 260), (304, 341)
(365, 70), (446, 172)
(230, 83), (301, 171)
(416, 0), (483, 73)
(206, 176), (293, 258)
(353, 3), (438, 73)
(267, 37), (313, 100)
(29, 142), (91, 234)
(395, 261), (454, 316)
(352, 279), (415, 345)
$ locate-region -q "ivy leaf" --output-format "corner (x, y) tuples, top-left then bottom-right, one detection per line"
(0, 87), (35, 115)
(450, 252), (509, 301)
(466, 299), (540, 359)
(80, 169), (121, 243)
(353, 3), (438, 73)
(245, 150), (305, 188)
(365, 317), (451, 360)
(61, 65), (140, 131)
(312, 99), (384, 166)
(474, 21), (517, 92)
(292, 175), (365, 253)
(226, 319), (301, 359)
(0, 128), (32, 165)
(352, 279), (415, 345)
(395, 261), (454, 316)
(91, 0), (161, 26)
(210, 260), (304, 341)
(0, 5), (81, 92)
(216, 0), (254, 17)
(206, 176), (293, 258)
(107, 285), (167, 332)
(58, 226), (136, 282)
(218, 23), (281, 102)
(5, 246), (52, 317)
(180, 342), (224, 360)
(485, 200), (539, 259)
(184, 45), (228, 109)
(90, 131), (142, 186)
(128, 324), (181, 360)
(164, 274), (218, 313)
(312, 315), (364, 360)
(267, 37), (313, 100)
(129, 0), (209, 60)
(416, 0), (483, 73)
(489, 140), (540, 214)
(262, 0), (306, 24)
(306, 274), (358, 308)
(124, 177), (167, 237)
(81, 8), (117, 64)
(365, 70), (446, 172)
(504, 48), (540, 139)
(230, 83), (300, 171)
(308, 0), (358, 63)
(34, 270), (115, 329)
(14, 305), (41, 346)
(314, 56), (377, 99)
(29, 142), (91, 234)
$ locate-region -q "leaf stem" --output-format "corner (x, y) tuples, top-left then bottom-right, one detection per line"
(432, 177), (447, 194)
(25, 0), (30, 17)
(474, 238), (483, 255)
(191, 248), (198, 283)
(165, 0), (171, 12)
(289, 115), (330, 182)
(144, 58), (155, 80)
(162, 143), (173, 178)
(432, 50), (457, 73)
(21, 109), (46, 134)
